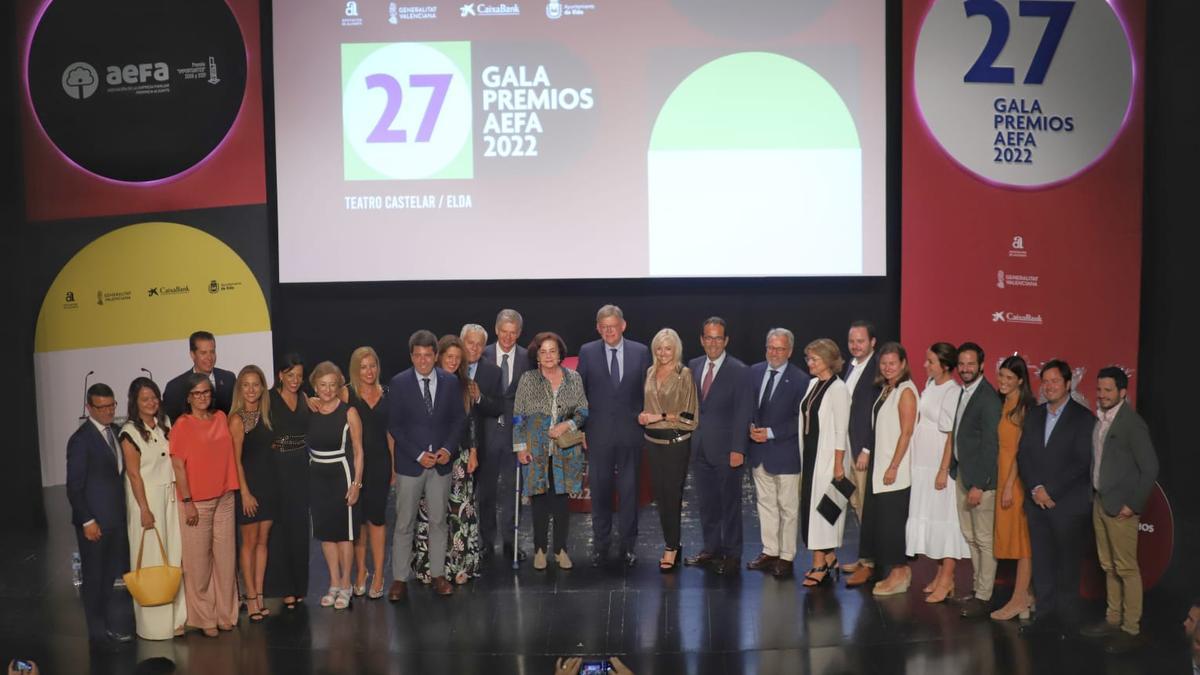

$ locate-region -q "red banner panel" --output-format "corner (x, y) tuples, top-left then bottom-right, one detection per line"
(901, 0), (1144, 406)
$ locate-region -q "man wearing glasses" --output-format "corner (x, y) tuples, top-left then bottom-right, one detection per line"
(66, 383), (134, 648)
(162, 330), (238, 421)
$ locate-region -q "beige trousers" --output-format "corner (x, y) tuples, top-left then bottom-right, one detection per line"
(752, 466), (801, 562)
(956, 481), (997, 601)
(179, 491), (238, 630)
(1093, 499), (1143, 635)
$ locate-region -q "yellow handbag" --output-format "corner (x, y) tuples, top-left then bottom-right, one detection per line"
(122, 526), (182, 607)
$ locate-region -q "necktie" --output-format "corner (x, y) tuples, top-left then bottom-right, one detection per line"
(757, 369), (778, 421)
(501, 353), (510, 390)
(701, 361), (715, 401)
(422, 377), (433, 415)
(103, 426), (120, 470)
(609, 348), (620, 386)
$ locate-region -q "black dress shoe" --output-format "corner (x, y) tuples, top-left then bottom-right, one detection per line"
(959, 598), (990, 619)
(1079, 620), (1120, 638)
(503, 543), (527, 562)
(1103, 631), (1146, 654)
(105, 629), (134, 643)
(623, 550), (638, 567)
(714, 557), (741, 575)
(1019, 618), (1065, 639)
(685, 551), (716, 567)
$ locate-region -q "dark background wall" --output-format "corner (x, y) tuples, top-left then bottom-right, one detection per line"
(3, 0), (1194, 604)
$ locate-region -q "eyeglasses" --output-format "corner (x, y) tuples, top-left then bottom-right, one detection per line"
(188, 389), (213, 398)
(537, 349), (560, 356)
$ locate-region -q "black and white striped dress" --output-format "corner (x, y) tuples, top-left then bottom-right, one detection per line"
(307, 402), (362, 542)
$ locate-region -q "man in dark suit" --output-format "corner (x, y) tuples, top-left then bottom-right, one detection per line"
(461, 322), (507, 562)
(387, 330), (466, 599)
(576, 304), (652, 567)
(744, 328), (810, 578)
(949, 342), (1002, 617)
(1017, 359), (1095, 638)
(66, 383), (134, 648)
(481, 308), (531, 562)
(840, 320), (882, 580)
(685, 317), (749, 575)
(1080, 366), (1158, 653)
(161, 330), (237, 421)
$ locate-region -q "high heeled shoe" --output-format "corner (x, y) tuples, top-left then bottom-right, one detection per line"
(659, 546), (681, 573)
(990, 598), (1033, 621)
(925, 581), (955, 604)
(872, 568), (912, 596)
(803, 555), (839, 587)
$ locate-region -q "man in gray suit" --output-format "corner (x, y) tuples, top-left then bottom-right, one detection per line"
(1079, 366), (1159, 654)
(947, 342), (1001, 619)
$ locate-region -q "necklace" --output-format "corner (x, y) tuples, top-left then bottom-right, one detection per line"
(802, 377), (834, 436)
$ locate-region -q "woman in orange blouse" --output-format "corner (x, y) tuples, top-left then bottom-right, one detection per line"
(991, 355), (1035, 621)
(170, 372), (240, 637)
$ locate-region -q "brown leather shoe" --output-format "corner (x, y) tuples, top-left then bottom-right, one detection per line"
(770, 559), (794, 578)
(432, 576), (454, 596)
(746, 553), (778, 571)
(685, 551), (717, 567)
(387, 580), (407, 602)
(845, 565), (873, 587)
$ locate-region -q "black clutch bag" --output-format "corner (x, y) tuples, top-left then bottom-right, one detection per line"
(815, 475), (856, 526)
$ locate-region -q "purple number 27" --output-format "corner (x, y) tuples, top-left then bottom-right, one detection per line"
(365, 73), (452, 143)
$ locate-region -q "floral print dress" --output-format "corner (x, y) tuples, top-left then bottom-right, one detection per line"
(412, 403), (482, 584)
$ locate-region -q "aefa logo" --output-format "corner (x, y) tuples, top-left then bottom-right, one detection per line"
(62, 62), (99, 99)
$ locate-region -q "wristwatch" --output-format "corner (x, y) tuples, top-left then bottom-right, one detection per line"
(352, 481), (363, 488)
(182, 497), (193, 503)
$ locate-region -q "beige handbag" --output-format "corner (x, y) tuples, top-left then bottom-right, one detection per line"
(122, 526), (182, 607)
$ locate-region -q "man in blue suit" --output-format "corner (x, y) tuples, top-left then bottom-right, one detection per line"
(744, 328), (810, 578)
(1018, 359), (1095, 638)
(66, 383), (134, 648)
(387, 330), (466, 600)
(576, 304), (652, 567)
(481, 308), (531, 562)
(685, 317), (749, 574)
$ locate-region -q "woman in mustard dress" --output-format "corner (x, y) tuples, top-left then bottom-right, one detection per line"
(992, 355), (1035, 620)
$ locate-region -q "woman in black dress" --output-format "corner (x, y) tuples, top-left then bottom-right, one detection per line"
(263, 353), (310, 609)
(231, 365), (277, 622)
(344, 346), (391, 599)
(307, 361), (364, 611)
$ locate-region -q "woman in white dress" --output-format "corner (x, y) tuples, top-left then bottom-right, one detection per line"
(797, 339), (852, 587)
(119, 377), (187, 639)
(904, 343), (971, 603)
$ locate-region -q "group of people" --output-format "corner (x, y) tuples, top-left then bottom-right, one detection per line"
(66, 309), (1159, 657)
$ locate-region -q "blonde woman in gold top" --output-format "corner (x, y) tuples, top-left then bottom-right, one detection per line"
(639, 328), (700, 572)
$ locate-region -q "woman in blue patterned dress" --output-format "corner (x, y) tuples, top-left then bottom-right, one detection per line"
(513, 331), (589, 570)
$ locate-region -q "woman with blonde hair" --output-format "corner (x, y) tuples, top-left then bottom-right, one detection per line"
(639, 327), (699, 573)
(231, 365), (276, 622)
(344, 347), (392, 599)
(796, 338), (851, 587)
(307, 362), (365, 610)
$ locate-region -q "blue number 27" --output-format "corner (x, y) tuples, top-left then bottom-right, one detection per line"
(963, 0), (1075, 85)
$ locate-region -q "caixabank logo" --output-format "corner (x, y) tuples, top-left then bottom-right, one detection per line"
(27, 0), (249, 183)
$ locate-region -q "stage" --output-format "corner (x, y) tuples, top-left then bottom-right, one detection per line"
(0, 482), (1191, 675)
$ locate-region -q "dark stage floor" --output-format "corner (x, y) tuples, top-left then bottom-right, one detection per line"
(2, 480), (1194, 675)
